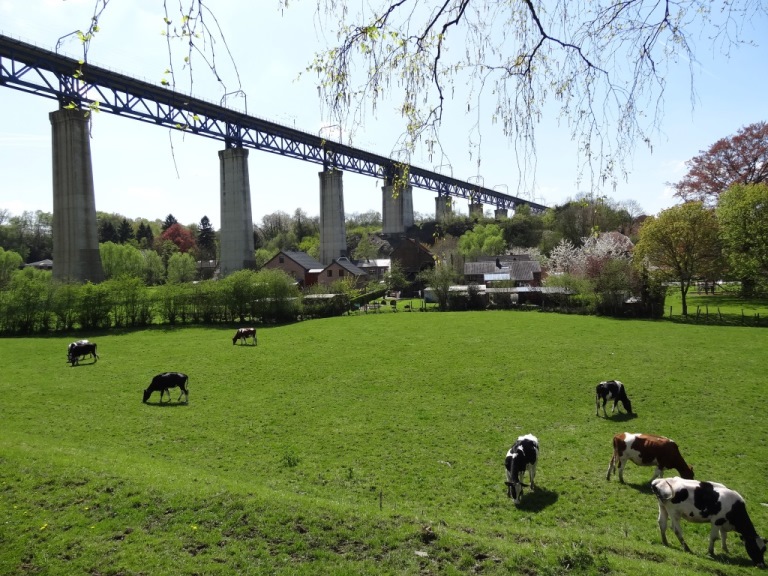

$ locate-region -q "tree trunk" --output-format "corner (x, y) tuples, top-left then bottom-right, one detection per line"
(680, 282), (688, 316)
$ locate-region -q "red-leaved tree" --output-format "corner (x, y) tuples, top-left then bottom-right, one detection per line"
(160, 223), (196, 253)
(672, 121), (768, 206)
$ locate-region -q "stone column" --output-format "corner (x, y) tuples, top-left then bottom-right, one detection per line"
(382, 183), (404, 236)
(50, 108), (104, 283)
(435, 195), (453, 222)
(219, 147), (255, 277)
(494, 208), (508, 220)
(402, 184), (414, 229)
(469, 202), (484, 219)
(319, 169), (347, 264)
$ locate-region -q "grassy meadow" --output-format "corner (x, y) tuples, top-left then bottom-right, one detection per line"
(1, 312), (767, 575)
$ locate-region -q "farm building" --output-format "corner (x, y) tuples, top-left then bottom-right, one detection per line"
(262, 250), (325, 287)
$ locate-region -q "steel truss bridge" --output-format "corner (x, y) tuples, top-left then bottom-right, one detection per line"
(0, 34), (548, 214)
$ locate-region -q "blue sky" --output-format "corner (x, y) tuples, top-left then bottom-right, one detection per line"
(1, 0), (767, 228)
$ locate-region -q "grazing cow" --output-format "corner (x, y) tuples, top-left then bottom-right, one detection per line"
(232, 327), (257, 346)
(67, 340), (98, 366)
(607, 432), (694, 483)
(651, 477), (766, 567)
(595, 379), (633, 417)
(504, 434), (539, 504)
(143, 372), (189, 403)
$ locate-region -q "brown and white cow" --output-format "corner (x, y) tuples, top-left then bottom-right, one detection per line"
(233, 327), (257, 346)
(606, 432), (694, 483)
(652, 477), (766, 567)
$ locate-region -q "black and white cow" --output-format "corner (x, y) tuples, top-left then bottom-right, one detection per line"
(595, 379), (633, 417)
(651, 477), (766, 567)
(504, 434), (539, 505)
(233, 327), (257, 346)
(143, 372), (189, 403)
(67, 340), (98, 366)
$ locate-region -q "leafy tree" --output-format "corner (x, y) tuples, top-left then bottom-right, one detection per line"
(0, 247), (23, 288)
(297, 236), (320, 260)
(136, 222), (155, 248)
(634, 202), (722, 316)
(142, 250), (166, 285)
(259, 211), (292, 243)
(117, 218), (135, 243)
(167, 252), (197, 284)
(500, 205), (544, 248)
(716, 183), (768, 296)
(293, 208), (319, 241)
(162, 214), (178, 232)
(98, 220), (119, 244)
(673, 122), (768, 206)
(384, 260), (408, 294)
(458, 223), (506, 261)
(418, 259), (459, 311)
(352, 230), (379, 261)
(160, 223), (196, 253)
(197, 215), (217, 261)
(99, 242), (145, 279)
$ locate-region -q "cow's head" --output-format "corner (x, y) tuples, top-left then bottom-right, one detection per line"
(744, 534), (766, 567)
(142, 388), (151, 403)
(505, 480), (528, 504)
(681, 464), (694, 480)
(621, 397), (633, 414)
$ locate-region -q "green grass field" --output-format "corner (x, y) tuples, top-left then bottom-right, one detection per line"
(2, 312), (767, 575)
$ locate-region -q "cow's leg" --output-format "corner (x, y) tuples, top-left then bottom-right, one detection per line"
(669, 514), (692, 553)
(595, 395), (600, 417)
(707, 525), (723, 556)
(618, 458), (626, 483)
(717, 527), (729, 554)
(657, 504), (670, 546)
(606, 453), (616, 480)
(528, 464), (536, 491)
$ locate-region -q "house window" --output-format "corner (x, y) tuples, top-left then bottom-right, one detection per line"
(339, 270), (345, 277)
(279, 256), (284, 264)
(327, 270), (332, 277)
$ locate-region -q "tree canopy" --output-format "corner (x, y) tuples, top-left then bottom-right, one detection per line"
(672, 121), (768, 206)
(716, 182), (768, 296)
(634, 202), (722, 315)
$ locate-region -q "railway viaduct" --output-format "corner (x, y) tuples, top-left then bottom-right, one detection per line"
(0, 34), (548, 282)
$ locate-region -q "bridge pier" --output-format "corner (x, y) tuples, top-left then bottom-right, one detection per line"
(494, 208), (508, 219)
(382, 168), (413, 237)
(469, 201), (484, 219)
(219, 147), (256, 276)
(50, 109), (104, 283)
(319, 169), (347, 264)
(435, 195), (453, 222)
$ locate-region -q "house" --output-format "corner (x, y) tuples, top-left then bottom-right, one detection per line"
(262, 250), (325, 287)
(318, 257), (368, 287)
(390, 238), (435, 281)
(24, 259), (53, 270)
(463, 256), (542, 287)
(355, 258), (390, 282)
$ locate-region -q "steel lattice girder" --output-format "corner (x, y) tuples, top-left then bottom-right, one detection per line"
(0, 34), (548, 213)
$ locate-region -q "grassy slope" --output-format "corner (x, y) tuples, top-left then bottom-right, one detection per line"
(1, 313), (766, 575)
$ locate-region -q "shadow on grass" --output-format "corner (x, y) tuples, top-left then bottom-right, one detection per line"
(597, 411), (638, 422)
(68, 360), (98, 367)
(142, 401), (189, 408)
(516, 487), (559, 512)
(620, 479), (655, 495)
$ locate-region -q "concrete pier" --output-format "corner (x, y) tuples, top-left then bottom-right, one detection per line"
(381, 183), (403, 236)
(494, 208), (509, 219)
(469, 202), (484, 219)
(319, 169), (347, 264)
(50, 109), (104, 283)
(435, 195), (453, 222)
(219, 147), (256, 276)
